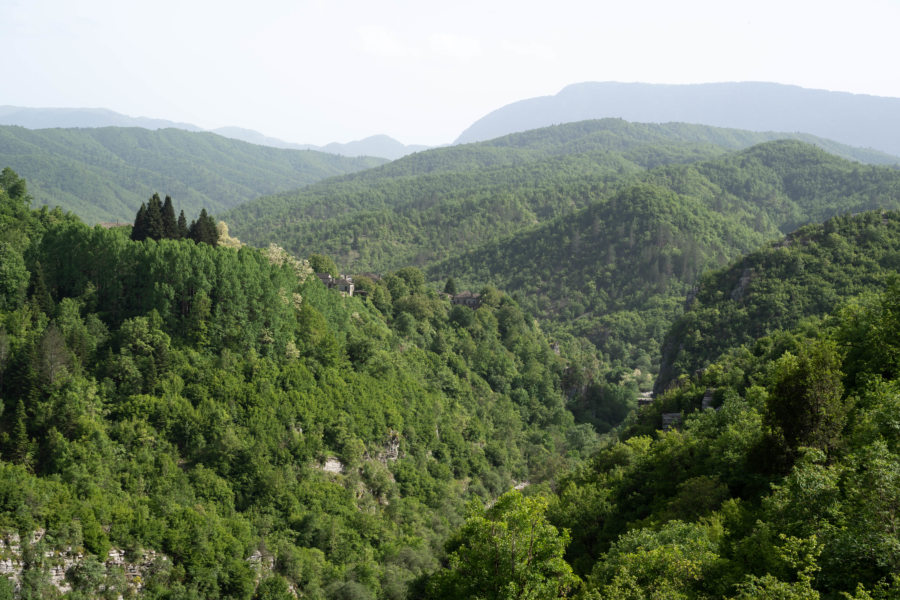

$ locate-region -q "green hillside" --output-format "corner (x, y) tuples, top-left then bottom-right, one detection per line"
(426, 214), (900, 599)
(0, 169), (605, 598)
(429, 183), (774, 379)
(224, 120), (895, 273)
(3, 114), (900, 598)
(657, 210), (900, 391)
(427, 141), (900, 377)
(532, 282), (900, 598)
(0, 126), (385, 223)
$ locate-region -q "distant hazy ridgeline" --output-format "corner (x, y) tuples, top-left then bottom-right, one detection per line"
(457, 81), (900, 158)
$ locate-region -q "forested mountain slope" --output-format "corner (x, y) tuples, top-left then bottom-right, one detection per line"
(0, 126), (385, 223)
(528, 281), (900, 598)
(0, 169), (599, 599)
(657, 210), (900, 391)
(429, 183), (774, 376)
(225, 119), (893, 275)
(421, 207), (900, 598)
(427, 141), (900, 374)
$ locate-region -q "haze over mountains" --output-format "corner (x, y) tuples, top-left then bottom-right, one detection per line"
(210, 128), (431, 160)
(9, 81), (900, 161)
(0, 105), (204, 132)
(456, 82), (900, 156)
(0, 106), (429, 160)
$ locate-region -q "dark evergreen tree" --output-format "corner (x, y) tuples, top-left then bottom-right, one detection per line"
(145, 193), (165, 240)
(204, 209), (219, 247)
(189, 208), (218, 246)
(177, 209), (189, 239)
(162, 195), (177, 239)
(12, 398), (30, 465)
(131, 202), (148, 241)
(28, 261), (54, 315)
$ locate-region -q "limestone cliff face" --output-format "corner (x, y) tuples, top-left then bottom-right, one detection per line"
(0, 529), (167, 596)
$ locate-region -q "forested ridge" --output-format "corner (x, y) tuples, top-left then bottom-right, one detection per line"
(429, 211), (900, 599)
(657, 210), (900, 391)
(0, 126), (385, 224)
(225, 122), (900, 382)
(224, 119), (898, 274)
(426, 140), (900, 377)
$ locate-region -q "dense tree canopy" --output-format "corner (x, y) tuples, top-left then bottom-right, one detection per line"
(0, 170), (603, 599)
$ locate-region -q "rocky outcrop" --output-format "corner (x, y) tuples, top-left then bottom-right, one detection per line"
(0, 529), (168, 596)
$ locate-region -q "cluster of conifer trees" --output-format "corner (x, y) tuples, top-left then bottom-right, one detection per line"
(131, 192), (218, 245)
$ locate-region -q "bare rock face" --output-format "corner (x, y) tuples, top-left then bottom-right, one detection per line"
(322, 457), (345, 473)
(378, 430), (401, 463)
(0, 528), (169, 596)
(730, 268), (753, 301)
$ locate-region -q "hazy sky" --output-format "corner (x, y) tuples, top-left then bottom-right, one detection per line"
(4, 0), (900, 146)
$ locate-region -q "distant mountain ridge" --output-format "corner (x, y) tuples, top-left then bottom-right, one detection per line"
(212, 127), (430, 160)
(456, 82), (900, 156)
(224, 120), (900, 378)
(0, 106), (427, 159)
(0, 105), (204, 132)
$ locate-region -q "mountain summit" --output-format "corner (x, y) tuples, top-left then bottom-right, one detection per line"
(455, 82), (900, 156)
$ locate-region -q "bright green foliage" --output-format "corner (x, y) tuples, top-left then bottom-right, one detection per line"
(659, 211), (900, 389)
(0, 169), (600, 599)
(309, 253), (339, 277)
(2, 113), (900, 600)
(544, 279), (900, 599)
(589, 519), (726, 599)
(428, 492), (580, 599)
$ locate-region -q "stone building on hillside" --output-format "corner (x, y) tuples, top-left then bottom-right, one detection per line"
(317, 273), (355, 297)
(451, 291), (481, 309)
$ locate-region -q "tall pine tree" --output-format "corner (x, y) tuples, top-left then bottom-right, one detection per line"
(145, 193), (165, 240)
(189, 208), (218, 246)
(177, 210), (189, 239)
(162, 195), (177, 239)
(131, 202), (148, 241)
